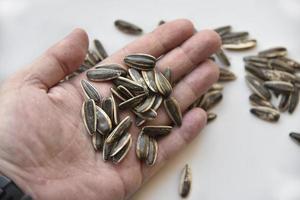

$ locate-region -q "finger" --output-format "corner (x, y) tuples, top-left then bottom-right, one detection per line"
(142, 107), (207, 181)
(103, 19), (195, 65)
(22, 28), (88, 90)
(151, 59), (219, 125)
(156, 29), (221, 82)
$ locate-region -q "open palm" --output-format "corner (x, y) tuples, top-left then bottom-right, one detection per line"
(0, 19), (220, 200)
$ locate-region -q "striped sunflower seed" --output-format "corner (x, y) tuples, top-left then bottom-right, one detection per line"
(82, 99), (97, 136)
(288, 88), (299, 113)
(249, 94), (275, 109)
(113, 77), (145, 93)
(142, 125), (172, 137)
(117, 85), (134, 99)
(110, 132), (131, 157)
(106, 116), (132, 144)
(92, 132), (105, 151)
(128, 68), (148, 91)
(101, 97), (115, 126)
(96, 106), (112, 136)
(114, 19), (143, 35)
(207, 112), (217, 123)
(151, 95), (163, 111)
(93, 39), (108, 60)
(289, 132), (300, 143)
(134, 109), (157, 121)
(164, 97), (182, 126)
(146, 138), (158, 166)
(179, 164), (192, 198)
(124, 53), (156, 70)
(136, 132), (150, 160)
(219, 68), (236, 81)
(221, 31), (249, 43)
(134, 95), (156, 113)
(215, 48), (230, 66)
(278, 57), (300, 69)
(278, 94), (291, 112)
(95, 64), (127, 76)
(135, 116), (146, 127)
(264, 81), (294, 93)
(111, 87), (126, 102)
(80, 80), (102, 104)
(268, 59), (295, 73)
(250, 106), (280, 122)
(200, 90), (223, 110)
(163, 68), (172, 85)
(214, 25), (231, 37)
(223, 39), (257, 50)
(155, 71), (172, 97)
(87, 69), (121, 81)
(258, 47), (287, 58)
(142, 70), (159, 93)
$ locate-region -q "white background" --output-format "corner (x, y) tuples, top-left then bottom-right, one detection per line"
(1, 0), (300, 199)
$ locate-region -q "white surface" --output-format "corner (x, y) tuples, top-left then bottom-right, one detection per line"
(1, 0), (300, 199)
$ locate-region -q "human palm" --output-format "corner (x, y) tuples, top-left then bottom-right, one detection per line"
(0, 19), (221, 200)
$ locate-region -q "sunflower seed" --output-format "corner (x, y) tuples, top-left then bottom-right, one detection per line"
(101, 97), (114, 124)
(179, 164), (192, 198)
(249, 94), (275, 108)
(258, 47), (287, 58)
(95, 64), (127, 76)
(268, 59), (295, 73)
(87, 69), (121, 81)
(142, 70), (158, 93)
(113, 77), (145, 93)
(207, 112), (217, 123)
(264, 81), (294, 93)
(223, 39), (257, 50)
(134, 95), (156, 113)
(214, 25), (231, 36)
(119, 93), (147, 110)
(278, 94), (291, 112)
(111, 95), (119, 126)
(111, 136), (132, 163)
(80, 80), (102, 104)
(221, 31), (249, 43)
(106, 116), (132, 144)
(134, 109), (157, 120)
(163, 68), (172, 84)
(91, 50), (101, 63)
(245, 75), (271, 100)
(103, 140), (114, 161)
(289, 132), (300, 143)
(117, 85), (134, 99)
(250, 106), (280, 122)
(136, 132), (150, 160)
(82, 99), (97, 136)
(76, 64), (91, 73)
(155, 71), (172, 97)
(142, 125), (172, 137)
(96, 106), (112, 136)
(215, 48), (230, 66)
(111, 87), (126, 102)
(110, 132), (131, 157)
(86, 50), (97, 66)
(124, 53), (156, 70)
(114, 19), (143, 35)
(244, 56), (269, 66)
(93, 39), (108, 60)
(128, 68), (148, 91)
(164, 97), (182, 126)
(219, 68), (236, 81)
(278, 57), (300, 69)
(200, 91), (223, 110)
(146, 138), (158, 166)
(288, 88), (299, 113)
(92, 133), (105, 151)
(151, 95), (163, 111)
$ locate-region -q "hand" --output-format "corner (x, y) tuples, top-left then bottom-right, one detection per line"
(0, 19), (221, 200)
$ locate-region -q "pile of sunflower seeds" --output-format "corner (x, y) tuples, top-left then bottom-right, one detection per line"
(244, 47), (300, 122)
(81, 53), (182, 165)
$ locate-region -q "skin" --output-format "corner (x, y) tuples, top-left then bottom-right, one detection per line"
(0, 19), (221, 200)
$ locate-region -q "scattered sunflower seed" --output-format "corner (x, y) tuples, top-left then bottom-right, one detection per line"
(179, 164), (192, 198)
(114, 19), (143, 35)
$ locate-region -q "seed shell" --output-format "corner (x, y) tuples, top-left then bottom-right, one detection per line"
(219, 68), (236, 81)
(163, 68), (172, 84)
(101, 97), (114, 124)
(87, 69), (121, 81)
(268, 59), (295, 73)
(80, 80), (102, 104)
(164, 97), (182, 126)
(179, 164), (192, 198)
(134, 95), (156, 113)
(128, 68), (148, 91)
(96, 106), (112, 136)
(82, 99), (97, 136)
(207, 112), (217, 123)
(92, 133), (105, 151)
(151, 95), (163, 111)
(289, 132), (300, 143)
(215, 48), (230, 66)
(249, 94), (275, 109)
(278, 57), (300, 69)
(106, 116), (132, 144)
(142, 70), (159, 93)
(113, 77), (145, 93)
(146, 138), (158, 166)
(134, 109), (157, 120)
(200, 90), (223, 110)
(124, 53), (156, 70)
(245, 75), (271, 100)
(142, 125), (172, 137)
(117, 85), (134, 99)
(214, 25), (231, 36)
(136, 132), (150, 160)
(95, 64), (127, 76)
(258, 47), (287, 58)
(112, 136), (132, 163)
(250, 106), (280, 122)
(93, 39), (108, 60)
(288, 88), (299, 113)
(119, 93), (148, 110)
(278, 94), (291, 112)
(221, 31), (249, 43)
(111, 87), (126, 102)
(114, 19), (143, 35)
(155, 71), (172, 97)
(223, 39), (256, 50)
(264, 81), (294, 93)
(110, 132), (132, 157)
